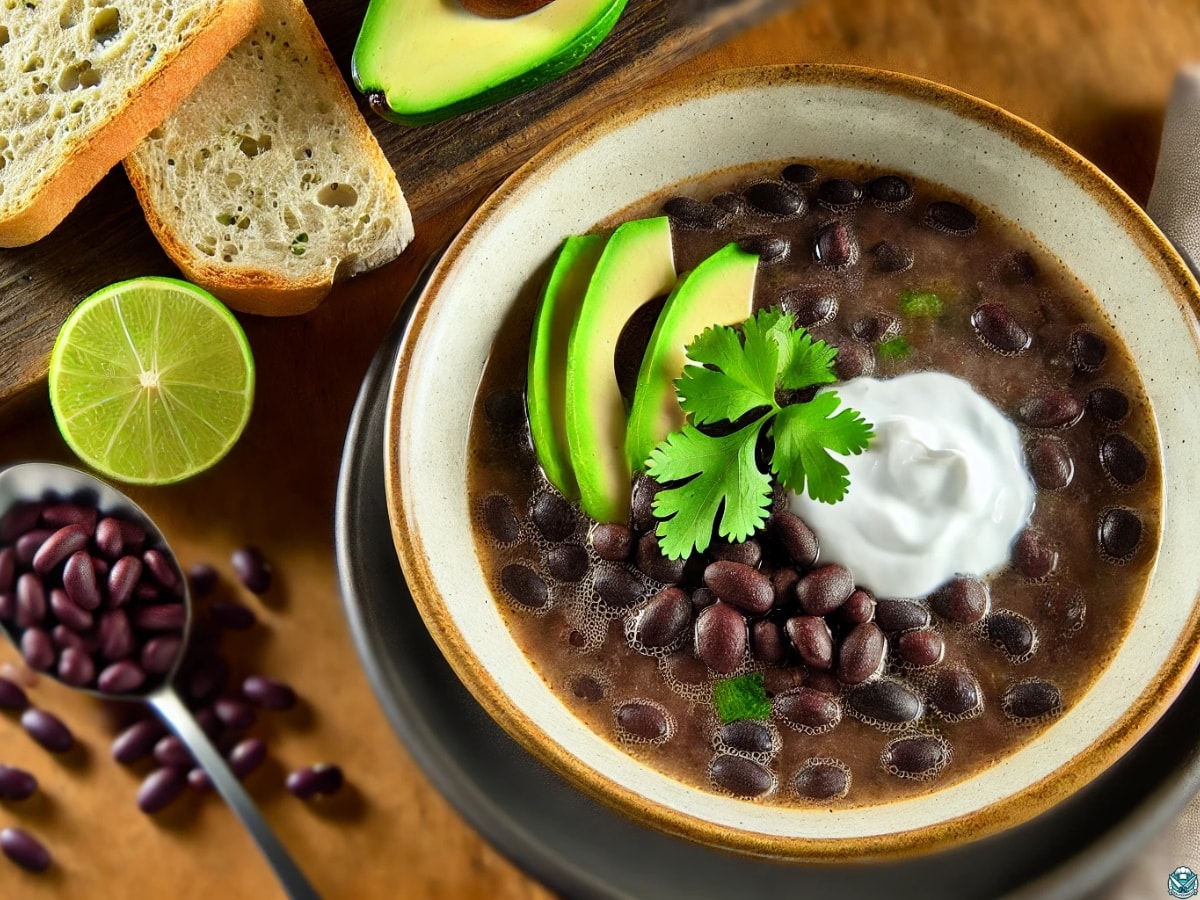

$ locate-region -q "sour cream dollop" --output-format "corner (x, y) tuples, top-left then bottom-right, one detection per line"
(789, 372), (1034, 598)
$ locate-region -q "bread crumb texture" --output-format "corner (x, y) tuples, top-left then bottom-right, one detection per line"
(127, 0), (413, 298)
(0, 0), (218, 213)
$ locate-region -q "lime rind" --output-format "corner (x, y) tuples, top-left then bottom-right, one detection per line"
(49, 276), (256, 485)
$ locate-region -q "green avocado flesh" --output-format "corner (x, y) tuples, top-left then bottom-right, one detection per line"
(625, 243), (759, 472)
(527, 233), (606, 499)
(352, 0), (627, 125)
(565, 216), (675, 523)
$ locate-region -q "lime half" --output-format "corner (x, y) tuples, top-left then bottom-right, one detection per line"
(49, 277), (255, 485)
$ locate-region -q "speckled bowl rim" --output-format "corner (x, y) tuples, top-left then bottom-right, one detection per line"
(384, 64), (1200, 860)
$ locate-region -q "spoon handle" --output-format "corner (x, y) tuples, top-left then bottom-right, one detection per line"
(149, 687), (321, 900)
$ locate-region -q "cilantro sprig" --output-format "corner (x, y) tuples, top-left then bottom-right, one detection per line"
(644, 309), (874, 560)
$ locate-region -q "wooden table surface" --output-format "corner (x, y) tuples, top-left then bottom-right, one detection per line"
(1, 0), (1198, 897)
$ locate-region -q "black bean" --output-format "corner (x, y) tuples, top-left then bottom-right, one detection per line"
(31, 523), (89, 575)
(848, 679), (923, 725)
(711, 540), (762, 570)
(501, 564), (549, 609)
(214, 697), (256, 730)
(768, 568), (799, 611)
(751, 619), (788, 665)
(838, 623), (886, 684)
(782, 163), (818, 184)
(1069, 328), (1107, 373)
(131, 603), (187, 631)
(874, 598), (931, 633)
(107, 555), (142, 608)
(770, 511), (819, 568)
(1012, 530), (1058, 580)
(870, 240), (914, 273)
(971, 302), (1031, 355)
(778, 286), (837, 328)
(866, 175), (913, 209)
(57, 646), (95, 687)
(703, 560), (773, 615)
(997, 249), (1039, 284)
(897, 629), (944, 667)
(1002, 679), (1062, 722)
(833, 340), (875, 380)
(112, 718), (166, 765)
(594, 565), (644, 609)
(838, 589), (875, 625)
(984, 610), (1038, 662)
(851, 313), (900, 344)
(154, 735), (194, 769)
(1098, 508), (1142, 562)
(792, 759), (849, 800)
(0, 676), (29, 711)
(663, 196), (730, 230)
(211, 600), (257, 630)
(691, 587), (717, 611)
(591, 523), (634, 561)
(569, 673), (606, 702)
(186, 562), (219, 598)
(1041, 587), (1087, 635)
(717, 719), (775, 755)
(712, 192), (748, 215)
(882, 734), (950, 779)
(138, 767), (188, 813)
(629, 476), (660, 534)
(0, 766), (38, 800)
(744, 181), (804, 217)
(795, 565), (854, 616)
(762, 667), (807, 697)
(529, 492), (575, 541)
(0, 827), (51, 872)
(631, 587), (692, 649)
(636, 533), (685, 584)
(785, 616), (834, 670)
(1087, 387), (1130, 425)
(738, 233), (791, 264)
(775, 687), (841, 732)
(709, 754), (774, 797)
(21, 708), (74, 753)
(545, 544), (588, 582)
(98, 660), (146, 694)
(140, 636), (182, 675)
(20, 629), (53, 671)
(1018, 390), (1084, 429)
(229, 737), (267, 778)
(483, 389), (524, 427)
(927, 667), (983, 719)
(231, 546), (272, 594)
(94, 517), (125, 558)
(14, 529), (52, 568)
(695, 601), (747, 674)
(1099, 434), (1147, 487)
(816, 178), (862, 210)
(615, 700), (671, 741)
(15, 573), (46, 629)
(813, 220), (858, 269)
(924, 200), (977, 235)
(1026, 436), (1074, 490)
(928, 577), (990, 625)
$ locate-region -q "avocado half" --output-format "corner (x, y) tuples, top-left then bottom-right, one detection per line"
(352, 0), (628, 126)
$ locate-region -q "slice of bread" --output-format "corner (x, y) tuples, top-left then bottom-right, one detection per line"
(0, 0), (262, 247)
(124, 0), (414, 316)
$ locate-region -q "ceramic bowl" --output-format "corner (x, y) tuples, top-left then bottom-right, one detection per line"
(383, 65), (1200, 859)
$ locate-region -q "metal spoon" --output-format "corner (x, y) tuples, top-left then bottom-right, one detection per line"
(0, 462), (319, 900)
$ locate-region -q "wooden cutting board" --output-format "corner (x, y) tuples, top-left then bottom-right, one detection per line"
(0, 0), (794, 419)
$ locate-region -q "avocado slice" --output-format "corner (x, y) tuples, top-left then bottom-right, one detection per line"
(352, 0), (628, 126)
(625, 243), (759, 472)
(566, 216), (675, 523)
(527, 233), (607, 499)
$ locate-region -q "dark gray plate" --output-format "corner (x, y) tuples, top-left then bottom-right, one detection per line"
(334, 260), (1200, 900)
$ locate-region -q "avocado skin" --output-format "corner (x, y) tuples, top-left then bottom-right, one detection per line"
(353, 0), (628, 126)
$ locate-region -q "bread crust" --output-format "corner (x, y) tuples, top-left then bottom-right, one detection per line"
(123, 0), (413, 317)
(0, 0), (263, 249)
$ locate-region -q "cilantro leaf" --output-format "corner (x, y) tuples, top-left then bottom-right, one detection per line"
(678, 319), (779, 424)
(770, 392), (874, 503)
(879, 334), (912, 359)
(712, 673), (771, 723)
(646, 420), (772, 559)
(899, 288), (943, 318)
(777, 327), (839, 390)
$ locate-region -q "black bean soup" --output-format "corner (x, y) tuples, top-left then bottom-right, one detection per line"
(466, 159), (1162, 806)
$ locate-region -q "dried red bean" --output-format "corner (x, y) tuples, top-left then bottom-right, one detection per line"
(591, 523), (634, 561)
(0, 827), (51, 872)
(98, 610), (134, 660)
(242, 674), (297, 711)
(0, 592), (12, 622)
(60, 551), (101, 613)
(694, 601), (747, 674)
(785, 616), (834, 670)
(739, 233), (791, 264)
(813, 220), (858, 269)
(795, 565), (854, 616)
(187, 768), (213, 792)
(142, 549), (180, 592)
(229, 737), (268, 778)
(209, 600), (256, 630)
(112, 718), (166, 764)
(186, 563), (219, 598)
(286, 763), (344, 799)
(154, 735), (194, 769)
(14, 530), (53, 568)
(771, 511), (819, 568)
(194, 707), (221, 740)
(21, 708), (74, 753)
(838, 589), (875, 625)
(837, 623), (886, 684)
(0, 676), (29, 710)
(186, 658), (228, 703)
(141, 636), (182, 675)
(49, 588), (92, 632)
(94, 517), (124, 558)
(131, 603), (187, 631)
(928, 577), (990, 625)
(480, 494), (520, 543)
(231, 546), (272, 594)
(57, 647), (96, 687)
(107, 555), (143, 608)
(711, 539), (762, 569)
(98, 661), (146, 694)
(41, 502), (96, 531)
(32, 524), (90, 575)
(51, 625), (87, 653)
(0, 547), (13, 594)
(775, 687), (841, 732)
(709, 754), (774, 797)
(214, 697), (256, 730)
(20, 629), (53, 671)
(768, 568), (799, 611)
(118, 520), (146, 551)
(0, 766), (38, 800)
(0, 502), (43, 543)
(138, 767), (188, 813)
(15, 574), (46, 629)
